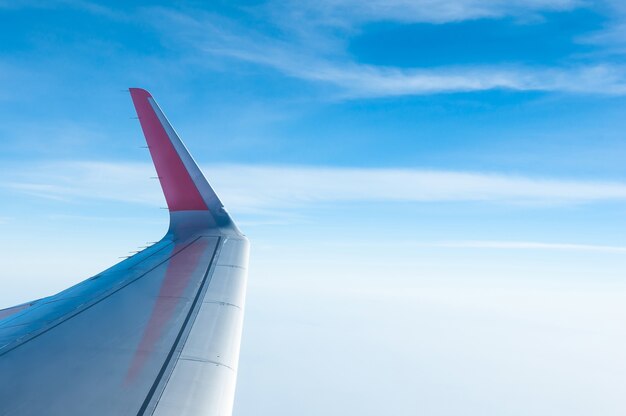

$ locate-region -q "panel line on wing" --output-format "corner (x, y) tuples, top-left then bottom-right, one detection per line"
(0, 237), (206, 358)
(136, 237), (222, 416)
(178, 356), (234, 370)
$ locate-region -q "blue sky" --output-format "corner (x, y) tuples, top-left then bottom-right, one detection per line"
(1, 1), (626, 415)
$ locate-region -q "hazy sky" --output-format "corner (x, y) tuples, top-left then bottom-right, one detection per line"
(1, 1), (626, 415)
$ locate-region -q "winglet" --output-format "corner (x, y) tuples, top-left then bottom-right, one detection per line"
(129, 88), (235, 232)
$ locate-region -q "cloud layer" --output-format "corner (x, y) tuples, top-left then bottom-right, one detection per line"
(5, 161), (626, 212)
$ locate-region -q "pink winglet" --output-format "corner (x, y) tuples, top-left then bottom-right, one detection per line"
(129, 88), (208, 212)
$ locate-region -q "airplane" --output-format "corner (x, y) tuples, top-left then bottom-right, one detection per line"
(0, 88), (249, 415)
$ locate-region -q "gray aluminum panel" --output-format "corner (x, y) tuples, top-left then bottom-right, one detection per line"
(0, 236), (221, 415)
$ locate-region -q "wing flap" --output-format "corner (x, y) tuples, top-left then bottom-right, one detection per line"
(149, 237), (249, 416)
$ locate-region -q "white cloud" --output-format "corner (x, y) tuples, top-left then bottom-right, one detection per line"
(323, 239), (626, 253)
(276, 0), (583, 26)
(0, 0), (122, 18)
(431, 240), (626, 252)
(1, 161), (161, 205)
(266, 61), (626, 97)
(147, 6), (626, 98)
(212, 164), (626, 208)
(577, 1), (626, 55)
(5, 161), (626, 212)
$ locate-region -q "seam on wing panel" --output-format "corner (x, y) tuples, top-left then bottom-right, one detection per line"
(201, 300), (242, 310)
(178, 356), (235, 370)
(0, 296), (85, 329)
(0, 243), (174, 332)
(215, 264), (247, 270)
(0, 237), (205, 358)
(138, 236), (223, 416)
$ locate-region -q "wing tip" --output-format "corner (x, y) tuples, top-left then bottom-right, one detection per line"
(129, 87), (152, 99)
(128, 88), (241, 235)
(129, 87), (209, 213)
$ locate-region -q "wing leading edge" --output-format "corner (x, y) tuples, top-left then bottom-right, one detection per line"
(0, 89), (249, 416)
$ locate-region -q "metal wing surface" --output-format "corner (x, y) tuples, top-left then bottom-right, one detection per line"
(0, 88), (249, 416)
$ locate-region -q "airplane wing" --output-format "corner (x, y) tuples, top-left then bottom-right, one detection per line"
(0, 88), (249, 416)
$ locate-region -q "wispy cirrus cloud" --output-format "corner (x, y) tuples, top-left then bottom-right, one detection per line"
(2, 161), (160, 205)
(324, 239), (626, 254)
(431, 240), (626, 253)
(5, 161), (626, 212)
(0, 0), (122, 17)
(144, 3), (626, 98)
(577, 2), (626, 56)
(271, 0), (584, 26)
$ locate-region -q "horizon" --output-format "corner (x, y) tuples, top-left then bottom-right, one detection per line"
(1, 1), (625, 415)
